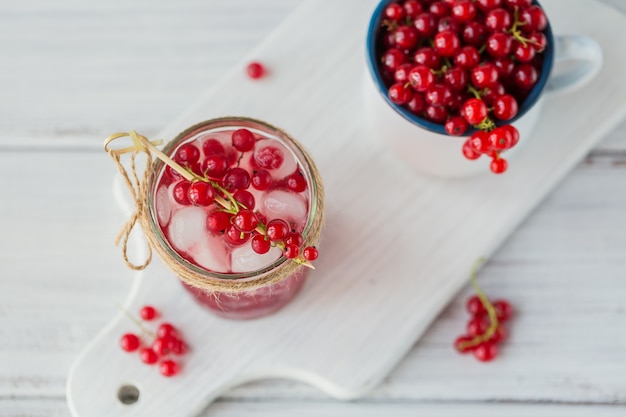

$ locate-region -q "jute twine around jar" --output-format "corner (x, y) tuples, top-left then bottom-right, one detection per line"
(104, 119), (324, 293)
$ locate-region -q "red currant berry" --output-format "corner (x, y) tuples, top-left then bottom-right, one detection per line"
(424, 105), (448, 123)
(444, 67), (468, 91)
(231, 128), (256, 152)
(222, 167), (251, 191)
(157, 323), (177, 339)
(388, 82), (414, 105)
(140, 348), (159, 365)
(514, 41), (536, 63)
(462, 141), (481, 160)
(392, 25), (419, 50)
(233, 209), (259, 233)
(467, 317), (489, 336)
(408, 65), (435, 92)
(251, 169), (272, 190)
(172, 181), (192, 205)
(493, 57), (516, 79)
(225, 224), (251, 246)
(413, 12), (437, 37)
(429, 1), (450, 18)
(266, 219), (290, 241)
(528, 32), (547, 52)
(433, 30), (460, 57)
(413, 47), (441, 69)
(437, 16), (461, 34)
(206, 210), (232, 235)
(120, 333), (140, 352)
(462, 21), (486, 46)
(454, 46), (480, 69)
(201, 154), (229, 179)
(493, 300), (514, 321)
(425, 84), (452, 107)
(445, 116), (468, 136)
(303, 246), (319, 261)
(490, 157), (508, 174)
(493, 94), (518, 120)
(187, 181), (216, 206)
(160, 360), (179, 377)
(251, 234), (271, 254)
(476, 0), (503, 12)
(520, 5), (547, 33)
(469, 131), (491, 154)
(501, 124), (520, 147)
(152, 338), (170, 356)
(202, 138), (225, 156)
(403, 0), (424, 18)
(233, 189), (255, 210)
(460, 98), (488, 125)
(394, 63), (414, 83)
(171, 339), (186, 355)
(284, 231), (304, 247)
(481, 83), (506, 105)
(284, 244), (300, 259)
(406, 93), (426, 114)
(255, 146), (284, 169)
(471, 62), (499, 88)
(175, 144), (200, 165)
(473, 342), (498, 362)
(486, 32), (513, 57)
(140, 305), (157, 321)
(485, 8), (512, 32)
(286, 171), (307, 192)
(381, 48), (407, 71)
(454, 335), (477, 353)
(246, 62), (265, 79)
(466, 295), (487, 316)
(451, 1), (476, 22)
(488, 127), (513, 150)
(384, 3), (405, 21)
(513, 63), (538, 89)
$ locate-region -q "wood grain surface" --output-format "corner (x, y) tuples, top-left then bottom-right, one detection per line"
(1, 0), (626, 415)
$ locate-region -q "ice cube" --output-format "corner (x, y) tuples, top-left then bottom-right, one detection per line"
(190, 234), (230, 273)
(231, 241), (282, 273)
(262, 190), (308, 230)
(167, 206), (208, 252)
(254, 138), (298, 181)
(155, 185), (172, 227)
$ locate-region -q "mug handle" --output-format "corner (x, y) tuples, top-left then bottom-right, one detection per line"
(545, 35), (603, 96)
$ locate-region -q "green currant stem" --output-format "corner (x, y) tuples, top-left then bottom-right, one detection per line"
(118, 305), (156, 338)
(458, 258), (500, 351)
(476, 117), (496, 132)
(467, 84), (483, 100)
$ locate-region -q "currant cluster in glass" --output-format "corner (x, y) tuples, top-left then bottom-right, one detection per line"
(377, 0), (548, 174)
(168, 128), (319, 266)
(119, 306), (186, 377)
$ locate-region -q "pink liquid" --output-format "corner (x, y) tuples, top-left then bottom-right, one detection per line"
(153, 126), (312, 319)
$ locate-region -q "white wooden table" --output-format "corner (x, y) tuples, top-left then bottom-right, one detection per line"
(2, 1), (626, 415)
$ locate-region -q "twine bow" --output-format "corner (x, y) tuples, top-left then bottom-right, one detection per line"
(104, 131), (162, 270)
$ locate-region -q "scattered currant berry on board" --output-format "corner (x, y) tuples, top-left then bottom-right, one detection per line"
(375, 0), (550, 173)
(160, 360), (180, 377)
(120, 333), (141, 352)
(453, 259), (514, 362)
(246, 61), (265, 79)
(140, 305), (158, 321)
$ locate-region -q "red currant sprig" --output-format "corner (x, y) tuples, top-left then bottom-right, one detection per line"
(118, 305), (186, 377)
(454, 259), (514, 362)
(159, 132), (319, 269)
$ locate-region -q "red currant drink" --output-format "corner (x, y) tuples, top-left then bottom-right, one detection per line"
(146, 118), (322, 320)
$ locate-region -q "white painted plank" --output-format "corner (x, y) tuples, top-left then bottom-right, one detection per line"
(2, 399), (626, 417)
(0, 0), (624, 150)
(1, 154), (626, 405)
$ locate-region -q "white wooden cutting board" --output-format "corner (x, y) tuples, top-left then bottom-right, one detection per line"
(67, 0), (626, 416)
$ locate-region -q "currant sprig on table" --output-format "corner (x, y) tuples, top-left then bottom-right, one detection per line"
(454, 259), (514, 362)
(148, 129), (318, 267)
(119, 305), (186, 377)
(379, 0), (549, 174)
